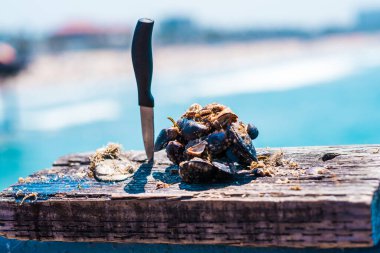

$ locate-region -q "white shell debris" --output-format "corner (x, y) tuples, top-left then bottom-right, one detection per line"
(94, 159), (135, 182)
(89, 143), (137, 182)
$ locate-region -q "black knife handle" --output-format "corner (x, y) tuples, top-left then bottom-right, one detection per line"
(132, 18), (154, 107)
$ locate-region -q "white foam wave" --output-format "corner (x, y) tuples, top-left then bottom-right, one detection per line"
(21, 100), (120, 131)
(160, 47), (380, 101)
(193, 57), (354, 96)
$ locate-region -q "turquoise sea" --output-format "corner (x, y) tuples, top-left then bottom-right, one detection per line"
(0, 66), (380, 189)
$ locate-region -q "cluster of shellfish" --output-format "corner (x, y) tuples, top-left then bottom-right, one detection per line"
(154, 103), (259, 183)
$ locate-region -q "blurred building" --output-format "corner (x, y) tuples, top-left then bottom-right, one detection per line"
(47, 21), (132, 52)
(158, 17), (200, 44)
(0, 36), (31, 78)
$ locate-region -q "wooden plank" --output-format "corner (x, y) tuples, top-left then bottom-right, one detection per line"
(1, 145), (380, 248)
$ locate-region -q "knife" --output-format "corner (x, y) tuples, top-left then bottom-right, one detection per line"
(131, 18), (155, 161)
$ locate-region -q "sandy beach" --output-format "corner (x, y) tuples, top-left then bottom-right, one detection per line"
(4, 32), (380, 92)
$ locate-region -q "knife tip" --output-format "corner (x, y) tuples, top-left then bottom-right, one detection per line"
(139, 18), (154, 24)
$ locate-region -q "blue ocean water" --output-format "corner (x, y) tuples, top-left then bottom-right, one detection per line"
(0, 67), (380, 189)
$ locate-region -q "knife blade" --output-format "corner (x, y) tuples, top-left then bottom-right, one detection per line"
(131, 18), (155, 161)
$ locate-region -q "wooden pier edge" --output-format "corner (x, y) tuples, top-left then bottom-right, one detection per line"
(371, 188), (380, 246)
(1, 144), (380, 248)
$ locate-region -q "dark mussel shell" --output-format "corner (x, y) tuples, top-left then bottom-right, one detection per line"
(166, 141), (185, 165)
(184, 138), (203, 150)
(212, 161), (236, 180)
(179, 158), (234, 184)
(246, 123), (259, 140)
(154, 127), (180, 151)
(177, 118), (209, 141)
(179, 158), (216, 183)
(206, 131), (228, 156)
(227, 124), (257, 165)
(225, 147), (240, 163)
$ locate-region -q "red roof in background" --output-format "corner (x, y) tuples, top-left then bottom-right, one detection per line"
(52, 21), (131, 37)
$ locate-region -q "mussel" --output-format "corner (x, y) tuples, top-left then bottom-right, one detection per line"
(155, 103), (259, 183)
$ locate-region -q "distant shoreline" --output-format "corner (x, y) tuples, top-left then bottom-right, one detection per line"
(3, 32), (380, 93)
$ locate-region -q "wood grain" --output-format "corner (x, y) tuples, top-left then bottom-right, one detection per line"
(1, 145), (380, 248)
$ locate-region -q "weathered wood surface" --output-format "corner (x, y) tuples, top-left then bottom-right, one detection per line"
(1, 145), (380, 248)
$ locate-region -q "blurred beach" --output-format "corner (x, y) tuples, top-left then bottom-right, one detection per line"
(5, 32), (380, 92)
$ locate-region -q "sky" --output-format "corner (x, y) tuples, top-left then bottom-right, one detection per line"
(1, 0), (380, 32)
